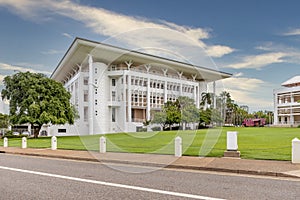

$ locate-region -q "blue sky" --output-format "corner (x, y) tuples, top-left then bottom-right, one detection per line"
(0, 0), (300, 112)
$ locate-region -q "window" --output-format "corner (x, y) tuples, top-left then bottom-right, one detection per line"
(95, 67), (98, 74)
(95, 79), (98, 85)
(84, 90), (88, 102)
(83, 77), (89, 85)
(112, 108), (116, 122)
(112, 79), (116, 86)
(58, 129), (66, 133)
(95, 99), (98, 105)
(95, 110), (98, 116)
(84, 107), (88, 122)
(95, 88), (98, 95)
(112, 91), (116, 101)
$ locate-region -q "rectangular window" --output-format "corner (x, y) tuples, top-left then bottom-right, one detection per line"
(112, 91), (116, 101)
(84, 107), (88, 122)
(84, 90), (88, 102)
(83, 77), (89, 85)
(58, 129), (66, 133)
(112, 108), (116, 122)
(112, 79), (116, 86)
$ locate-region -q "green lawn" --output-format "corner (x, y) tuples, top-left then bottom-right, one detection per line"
(0, 127), (299, 161)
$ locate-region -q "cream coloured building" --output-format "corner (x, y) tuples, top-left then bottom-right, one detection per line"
(274, 76), (300, 126)
(48, 38), (231, 136)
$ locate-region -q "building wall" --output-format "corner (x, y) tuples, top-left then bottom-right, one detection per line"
(48, 60), (209, 136)
(274, 86), (300, 126)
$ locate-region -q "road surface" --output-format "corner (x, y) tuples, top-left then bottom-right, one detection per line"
(0, 154), (299, 199)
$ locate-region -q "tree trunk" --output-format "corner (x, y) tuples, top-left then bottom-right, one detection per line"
(33, 124), (42, 138)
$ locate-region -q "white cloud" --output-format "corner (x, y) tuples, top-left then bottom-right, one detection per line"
(62, 32), (73, 39)
(222, 76), (266, 92)
(209, 76), (274, 111)
(282, 28), (300, 36)
(0, 0), (234, 61)
(226, 52), (287, 69)
(41, 49), (64, 55)
(205, 45), (235, 58)
(0, 62), (51, 74)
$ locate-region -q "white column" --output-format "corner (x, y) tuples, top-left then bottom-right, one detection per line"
(175, 136), (182, 157)
(292, 138), (300, 163)
(127, 75), (132, 122)
(213, 81), (216, 109)
(100, 136), (106, 153)
(3, 137), (8, 147)
(197, 84), (201, 108)
(146, 77), (151, 121)
(22, 137), (27, 149)
(164, 80), (168, 103)
(291, 115), (294, 125)
(227, 131), (238, 151)
(179, 82), (183, 96)
(88, 55), (94, 135)
(122, 72), (127, 128)
(281, 116), (285, 124)
(194, 85), (200, 108)
(28, 124), (31, 134)
(273, 92), (278, 125)
(51, 136), (57, 150)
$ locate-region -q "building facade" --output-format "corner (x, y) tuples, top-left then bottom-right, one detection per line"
(274, 76), (300, 126)
(48, 38), (231, 136)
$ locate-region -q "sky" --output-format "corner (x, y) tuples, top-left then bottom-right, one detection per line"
(0, 0), (300, 112)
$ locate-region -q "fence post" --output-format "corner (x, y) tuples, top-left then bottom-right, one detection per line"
(224, 131), (240, 157)
(3, 137), (8, 147)
(22, 137), (27, 149)
(100, 136), (106, 153)
(175, 136), (182, 157)
(51, 136), (57, 150)
(292, 138), (300, 164)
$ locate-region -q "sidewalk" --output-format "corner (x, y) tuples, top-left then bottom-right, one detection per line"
(1, 147), (300, 178)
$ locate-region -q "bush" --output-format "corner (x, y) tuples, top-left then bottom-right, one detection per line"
(151, 127), (161, 131)
(137, 127), (147, 132)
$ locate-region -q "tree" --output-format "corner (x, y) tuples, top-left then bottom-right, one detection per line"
(177, 96), (199, 129)
(151, 100), (181, 130)
(0, 113), (9, 129)
(164, 100), (181, 130)
(1, 72), (75, 138)
(200, 92), (213, 110)
(151, 111), (167, 130)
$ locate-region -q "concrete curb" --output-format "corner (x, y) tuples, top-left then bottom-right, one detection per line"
(1, 150), (299, 179)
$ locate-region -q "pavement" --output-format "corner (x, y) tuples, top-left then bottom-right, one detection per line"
(1, 146), (300, 178)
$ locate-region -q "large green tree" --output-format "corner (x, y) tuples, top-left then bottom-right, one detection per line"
(177, 96), (199, 129)
(1, 72), (75, 138)
(151, 100), (181, 130)
(0, 113), (9, 129)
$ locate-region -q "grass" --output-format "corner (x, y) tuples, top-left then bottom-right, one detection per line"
(0, 127), (299, 161)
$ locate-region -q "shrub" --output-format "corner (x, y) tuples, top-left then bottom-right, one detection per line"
(151, 127), (161, 131)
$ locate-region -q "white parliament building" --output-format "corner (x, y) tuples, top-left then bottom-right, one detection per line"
(48, 38), (231, 136)
(274, 76), (300, 127)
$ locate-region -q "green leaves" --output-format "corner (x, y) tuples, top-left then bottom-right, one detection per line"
(1, 72), (75, 128)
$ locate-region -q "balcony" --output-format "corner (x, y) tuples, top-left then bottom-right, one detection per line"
(107, 98), (121, 107)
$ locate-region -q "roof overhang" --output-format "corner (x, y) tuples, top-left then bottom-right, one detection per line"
(51, 37), (232, 82)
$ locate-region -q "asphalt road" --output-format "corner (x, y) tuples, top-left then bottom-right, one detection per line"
(0, 154), (299, 200)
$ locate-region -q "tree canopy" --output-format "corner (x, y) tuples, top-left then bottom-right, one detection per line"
(1, 72), (75, 137)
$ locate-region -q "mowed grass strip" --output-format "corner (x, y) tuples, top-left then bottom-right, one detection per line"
(0, 127), (298, 161)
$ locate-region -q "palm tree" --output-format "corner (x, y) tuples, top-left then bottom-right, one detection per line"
(201, 92), (213, 110)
